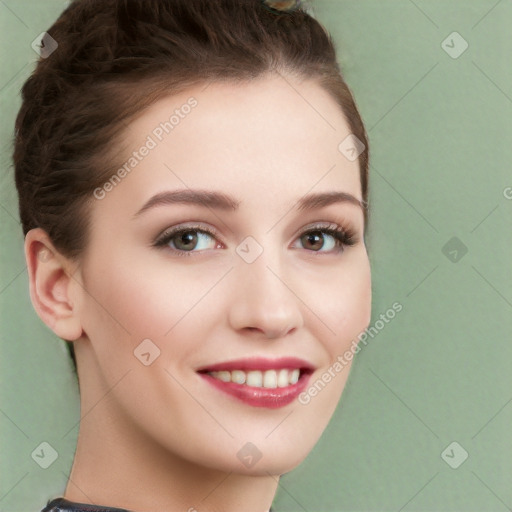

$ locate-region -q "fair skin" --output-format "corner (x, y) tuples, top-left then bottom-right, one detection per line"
(25, 74), (371, 512)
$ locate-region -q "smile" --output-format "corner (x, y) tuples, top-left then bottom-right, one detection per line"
(197, 358), (314, 409)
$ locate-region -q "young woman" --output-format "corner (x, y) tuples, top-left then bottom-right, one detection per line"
(13, 0), (371, 510)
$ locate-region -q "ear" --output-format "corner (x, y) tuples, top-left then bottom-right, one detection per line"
(24, 228), (83, 341)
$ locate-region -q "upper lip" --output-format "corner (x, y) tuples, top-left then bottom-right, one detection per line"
(196, 357), (315, 373)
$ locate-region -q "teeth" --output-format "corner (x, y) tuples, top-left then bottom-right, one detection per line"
(231, 370), (246, 384)
(289, 369), (300, 385)
(246, 371), (262, 387)
(208, 369), (301, 388)
(263, 369), (277, 388)
(217, 371), (231, 382)
(277, 369), (289, 388)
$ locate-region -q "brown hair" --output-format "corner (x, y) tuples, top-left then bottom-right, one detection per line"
(13, 0), (369, 369)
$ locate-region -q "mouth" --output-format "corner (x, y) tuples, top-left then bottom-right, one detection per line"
(196, 357), (314, 409)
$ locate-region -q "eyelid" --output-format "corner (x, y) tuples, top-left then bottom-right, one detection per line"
(297, 220), (347, 234)
(291, 219), (359, 240)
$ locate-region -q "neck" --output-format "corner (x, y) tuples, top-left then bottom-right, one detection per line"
(64, 349), (278, 512)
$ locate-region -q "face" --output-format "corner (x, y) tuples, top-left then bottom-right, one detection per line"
(73, 74), (371, 475)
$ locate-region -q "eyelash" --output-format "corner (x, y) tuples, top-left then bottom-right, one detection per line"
(153, 222), (359, 258)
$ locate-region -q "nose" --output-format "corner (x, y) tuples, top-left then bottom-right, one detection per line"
(227, 249), (304, 340)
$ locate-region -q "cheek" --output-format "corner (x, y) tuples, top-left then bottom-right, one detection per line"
(78, 253), (232, 368)
(82, 254), (214, 332)
(306, 252), (372, 358)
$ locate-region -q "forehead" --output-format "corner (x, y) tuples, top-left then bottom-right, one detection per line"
(97, 75), (362, 218)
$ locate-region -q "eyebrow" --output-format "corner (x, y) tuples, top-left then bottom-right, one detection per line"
(133, 189), (367, 217)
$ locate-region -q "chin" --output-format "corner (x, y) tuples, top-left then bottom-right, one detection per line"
(223, 434), (320, 475)
(164, 434), (315, 476)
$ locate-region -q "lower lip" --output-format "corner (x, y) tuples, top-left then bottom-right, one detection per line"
(199, 372), (311, 409)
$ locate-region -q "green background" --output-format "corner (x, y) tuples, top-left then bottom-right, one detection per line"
(1, 1), (511, 511)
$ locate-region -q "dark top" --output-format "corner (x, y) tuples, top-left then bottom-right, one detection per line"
(41, 498), (131, 511)
(42, 497), (274, 511)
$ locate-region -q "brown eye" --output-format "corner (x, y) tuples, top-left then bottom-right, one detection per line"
(154, 225), (219, 256)
(300, 231), (325, 251)
(294, 225), (358, 254)
(173, 231), (199, 251)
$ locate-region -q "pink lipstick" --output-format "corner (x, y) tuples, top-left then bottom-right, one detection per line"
(197, 357), (314, 409)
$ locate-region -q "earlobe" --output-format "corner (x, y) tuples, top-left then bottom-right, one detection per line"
(24, 228), (83, 341)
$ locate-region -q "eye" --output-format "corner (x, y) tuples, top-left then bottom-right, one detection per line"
(153, 222), (359, 257)
(153, 224), (219, 256)
(292, 223), (358, 254)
